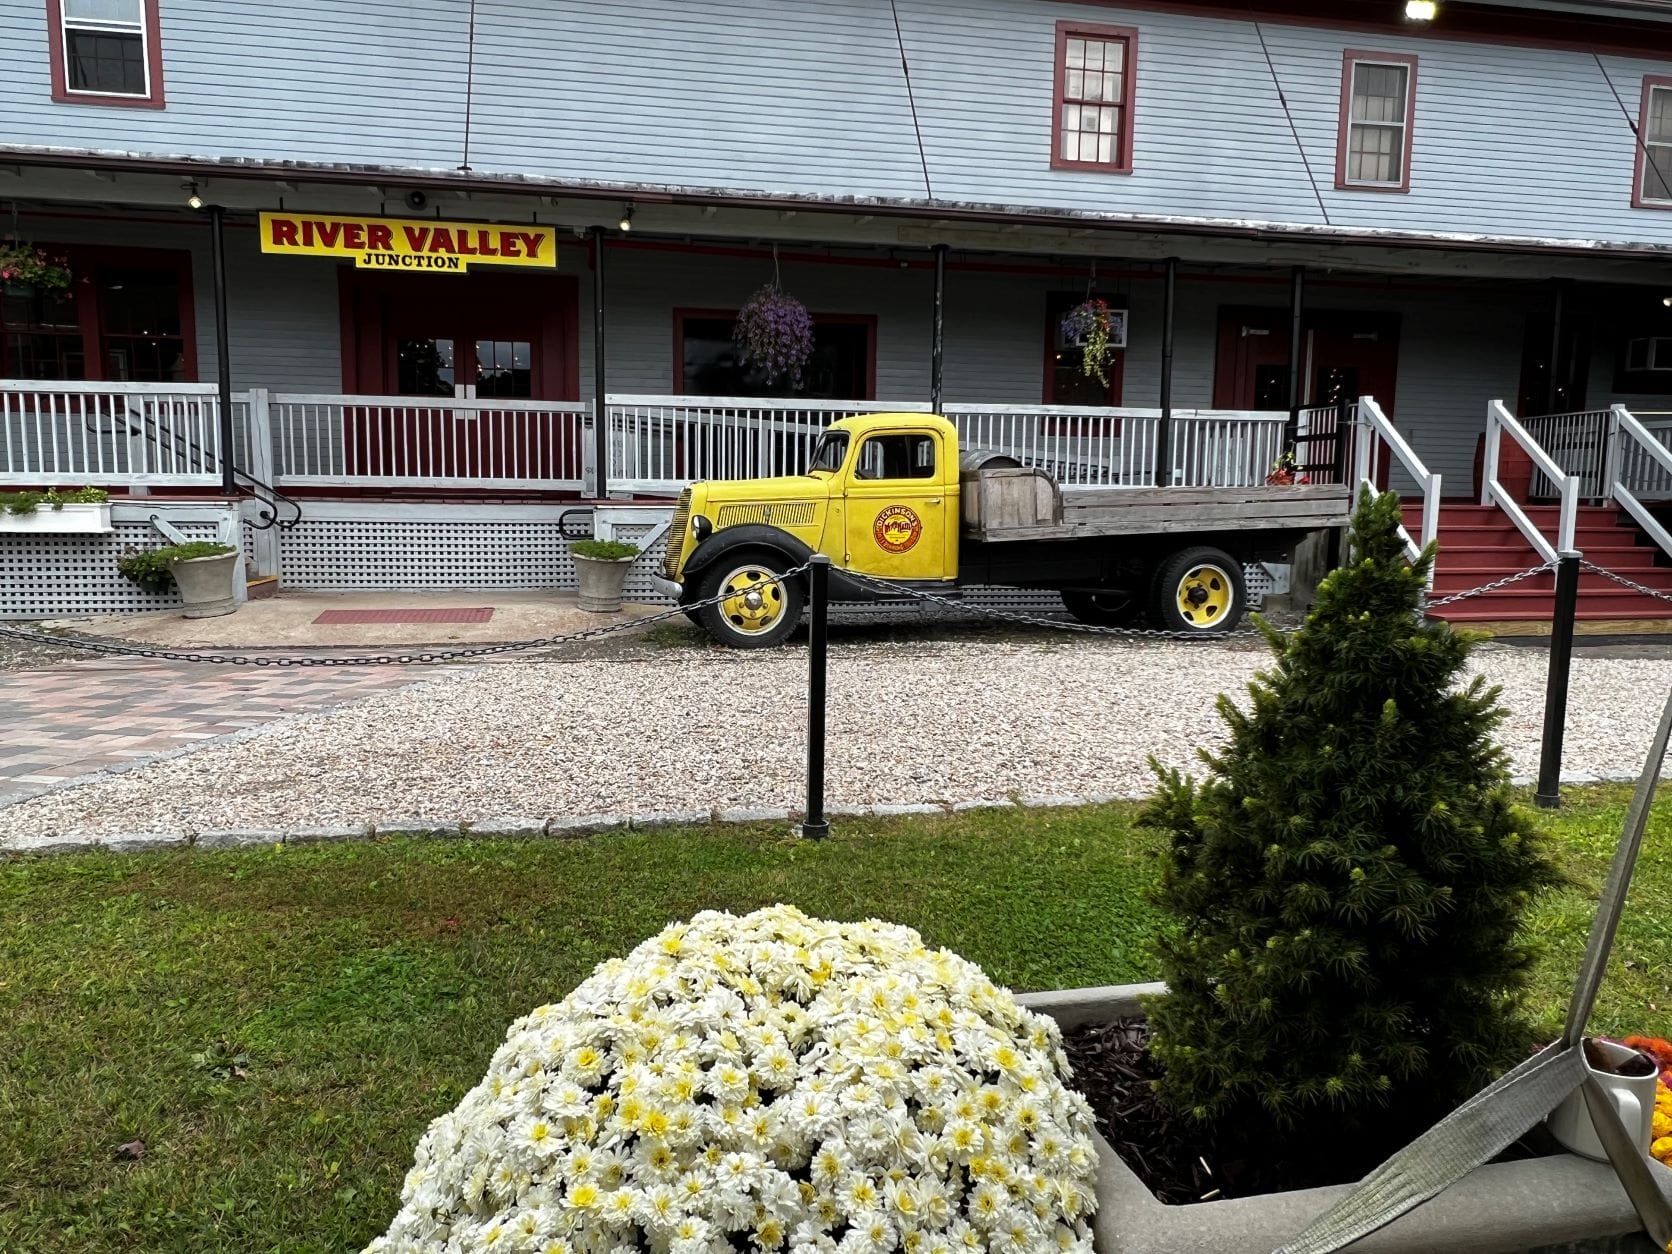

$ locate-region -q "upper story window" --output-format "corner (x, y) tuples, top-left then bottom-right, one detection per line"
(1050, 21), (1137, 174)
(46, 0), (166, 108)
(1335, 51), (1416, 192)
(1633, 76), (1672, 208)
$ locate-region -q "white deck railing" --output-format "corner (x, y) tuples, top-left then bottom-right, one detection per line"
(269, 393), (590, 490)
(0, 381), (228, 486)
(605, 396), (931, 495)
(1607, 405), (1672, 560)
(1483, 399), (1577, 564)
(1355, 396), (1439, 570)
(1521, 409), (1613, 500)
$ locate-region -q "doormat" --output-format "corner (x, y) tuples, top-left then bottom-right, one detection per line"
(312, 608), (495, 625)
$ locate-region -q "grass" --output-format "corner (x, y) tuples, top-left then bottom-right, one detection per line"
(1, 787), (1669, 1252)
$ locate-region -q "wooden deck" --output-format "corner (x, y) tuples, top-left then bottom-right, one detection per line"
(968, 483), (1352, 542)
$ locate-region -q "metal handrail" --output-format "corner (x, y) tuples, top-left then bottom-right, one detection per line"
(1482, 399), (1576, 564)
(1608, 404), (1672, 560)
(112, 403), (303, 531)
(1354, 395), (1440, 568)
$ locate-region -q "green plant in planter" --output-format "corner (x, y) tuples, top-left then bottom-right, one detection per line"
(570, 538), (640, 561)
(0, 486), (109, 514)
(117, 541), (236, 593)
(1140, 489), (1557, 1167)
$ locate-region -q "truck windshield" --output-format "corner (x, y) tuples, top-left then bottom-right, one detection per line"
(806, 432), (849, 474)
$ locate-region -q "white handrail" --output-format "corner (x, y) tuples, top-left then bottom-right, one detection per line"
(1482, 399), (1576, 564)
(1354, 396), (1440, 567)
(1608, 404), (1672, 560)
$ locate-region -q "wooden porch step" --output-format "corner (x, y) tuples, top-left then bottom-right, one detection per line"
(246, 575), (280, 601)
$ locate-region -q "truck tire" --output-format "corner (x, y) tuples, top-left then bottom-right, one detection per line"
(693, 551), (805, 648)
(1060, 589), (1141, 627)
(1151, 547), (1245, 634)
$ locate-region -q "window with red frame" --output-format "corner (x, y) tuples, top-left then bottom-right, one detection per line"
(1, 248), (194, 381)
(1335, 51), (1416, 191)
(1044, 292), (1123, 409)
(47, 0), (166, 107)
(1050, 23), (1136, 173)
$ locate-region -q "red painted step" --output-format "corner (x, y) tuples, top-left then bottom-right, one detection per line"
(1403, 502), (1672, 623)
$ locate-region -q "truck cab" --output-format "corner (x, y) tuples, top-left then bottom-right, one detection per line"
(656, 413), (963, 645)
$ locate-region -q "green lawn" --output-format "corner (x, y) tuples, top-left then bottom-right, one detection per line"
(1, 788), (1668, 1253)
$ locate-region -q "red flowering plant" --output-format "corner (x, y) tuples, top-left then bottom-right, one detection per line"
(0, 242), (71, 292)
(1266, 449), (1310, 486)
(733, 284), (814, 388)
(1619, 1035), (1672, 1168)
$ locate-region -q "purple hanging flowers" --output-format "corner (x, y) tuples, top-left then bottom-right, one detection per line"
(734, 284), (814, 388)
(1060, 298), (1114, 386)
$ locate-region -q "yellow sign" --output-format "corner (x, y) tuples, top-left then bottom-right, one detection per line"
(257, 212), (557, 273)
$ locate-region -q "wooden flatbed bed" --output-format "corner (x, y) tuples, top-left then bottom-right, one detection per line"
(962, 480), (1353, 542)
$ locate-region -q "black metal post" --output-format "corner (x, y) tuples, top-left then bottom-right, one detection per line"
(591, 225), (609, 499)
(1156, 257), (1177, 487)
(208, 205), (235, 495)
(1536, 551), (1582, 808)
(800, 555), (831, 839)
(930, 244), (947, 412)
(1545, 279), (1567, 415)
(1286, 265), (1305, 449)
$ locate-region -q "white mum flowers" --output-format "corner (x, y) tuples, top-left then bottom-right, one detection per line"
(365, 905), (1099, 1254)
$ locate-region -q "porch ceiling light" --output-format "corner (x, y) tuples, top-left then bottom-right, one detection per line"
(618, 204), (635, 232)
(1404, 0), (1438, 20)
(183, 180), (203, 210)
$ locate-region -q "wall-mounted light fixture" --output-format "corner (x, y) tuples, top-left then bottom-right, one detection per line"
(183, 180), (203, 209)
(618, 204), (635, 232)
(1404, 1), (1438, 20)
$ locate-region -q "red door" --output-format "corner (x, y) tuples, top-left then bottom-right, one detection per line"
(339, 272), (580, 485)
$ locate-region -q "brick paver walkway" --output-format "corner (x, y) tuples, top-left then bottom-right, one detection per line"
(0, 659), (438, 802)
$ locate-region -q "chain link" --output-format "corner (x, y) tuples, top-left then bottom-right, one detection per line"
(1581, 559), (1672, 606)
(0, 562), (815, 667)
(1420, 561), (1556, 610)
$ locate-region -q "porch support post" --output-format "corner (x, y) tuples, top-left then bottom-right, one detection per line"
(1545, 279), (1568, 415)
(930, 243), (947, 411)
(1286, 265), (1304, 449)
(591, 225), (609, 498)
(1156, 257), (1177, 487)
(208, 204), (235, 495)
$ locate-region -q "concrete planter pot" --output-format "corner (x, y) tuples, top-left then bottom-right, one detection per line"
(0, 502), (111, 534)
(574, 554), (634, 613)
(1015, 984), (1672, 1254)
(168, 550), (240, 619)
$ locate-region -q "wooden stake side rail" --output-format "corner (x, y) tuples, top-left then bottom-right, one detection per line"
(968, 484), (1353, 542)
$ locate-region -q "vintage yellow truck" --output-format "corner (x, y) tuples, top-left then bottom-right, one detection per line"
(653, 411), (1350, 647)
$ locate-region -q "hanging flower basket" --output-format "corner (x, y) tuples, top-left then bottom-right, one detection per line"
(733, 284), (814, 387)
(0, 242), (71, 293)
(1061, 297), (1115, 385)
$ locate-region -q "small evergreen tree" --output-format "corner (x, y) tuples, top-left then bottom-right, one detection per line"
(1141, 489), (1556, 1166)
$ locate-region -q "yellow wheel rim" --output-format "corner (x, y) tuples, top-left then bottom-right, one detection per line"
(719, 564), (786, 635)
(1175, 563), (1233, 628)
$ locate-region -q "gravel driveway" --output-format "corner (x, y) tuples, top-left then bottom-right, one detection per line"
(2, 637), (1669, 845)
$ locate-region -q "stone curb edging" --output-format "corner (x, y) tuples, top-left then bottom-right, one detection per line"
(0, 772), (1655, 857)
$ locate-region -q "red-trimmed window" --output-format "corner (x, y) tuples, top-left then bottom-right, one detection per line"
(1335, 50), (1416, 192)
(46, 0), (166, 108)
(1050, 22), (1137, 173)
(1633, 76), (1672, 208)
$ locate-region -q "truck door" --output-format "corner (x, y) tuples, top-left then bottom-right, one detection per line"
(842, 430), (951, 582)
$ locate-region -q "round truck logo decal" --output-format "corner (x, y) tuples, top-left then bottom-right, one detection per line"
(873, 505), (923, 554)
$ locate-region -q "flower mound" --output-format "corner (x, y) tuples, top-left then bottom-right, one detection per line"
(733, 286), (814, 387)
(366, 906), (1098, 1254)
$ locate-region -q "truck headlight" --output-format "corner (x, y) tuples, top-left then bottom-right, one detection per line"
(692, 515), (713, 541)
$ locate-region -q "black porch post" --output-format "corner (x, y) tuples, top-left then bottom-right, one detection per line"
(1156, 257), (1177, 487)
(1545, 279), (1568, 415)
(930, 243), (947, 411)
(208, 205), (235, 495)
(591, 225), (608, 499)
(1286, 265), (1305, 448)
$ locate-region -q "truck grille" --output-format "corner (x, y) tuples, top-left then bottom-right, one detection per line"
(664, 488), (693, 580)
(716, 502), (815, 528)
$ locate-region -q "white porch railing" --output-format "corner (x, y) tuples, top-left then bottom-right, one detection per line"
(605, 396), (930, 495)
(0, 381), (228, 486)
(1355, 396), (1440, 569)
(270, 393), (589, 490)
(1607, 405), (1672, 559)
(1521, 409), (1613, 500)
(1482, 399), (1577, 564)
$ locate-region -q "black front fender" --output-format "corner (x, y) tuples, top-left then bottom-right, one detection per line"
(680, 525), (817, 595)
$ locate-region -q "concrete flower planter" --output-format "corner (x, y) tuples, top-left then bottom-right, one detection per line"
(168, 550), (240, 618)
(574, 553), (634, 613)
(0, 502), (111, 533)
(1016, 984), (1672, 1254)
